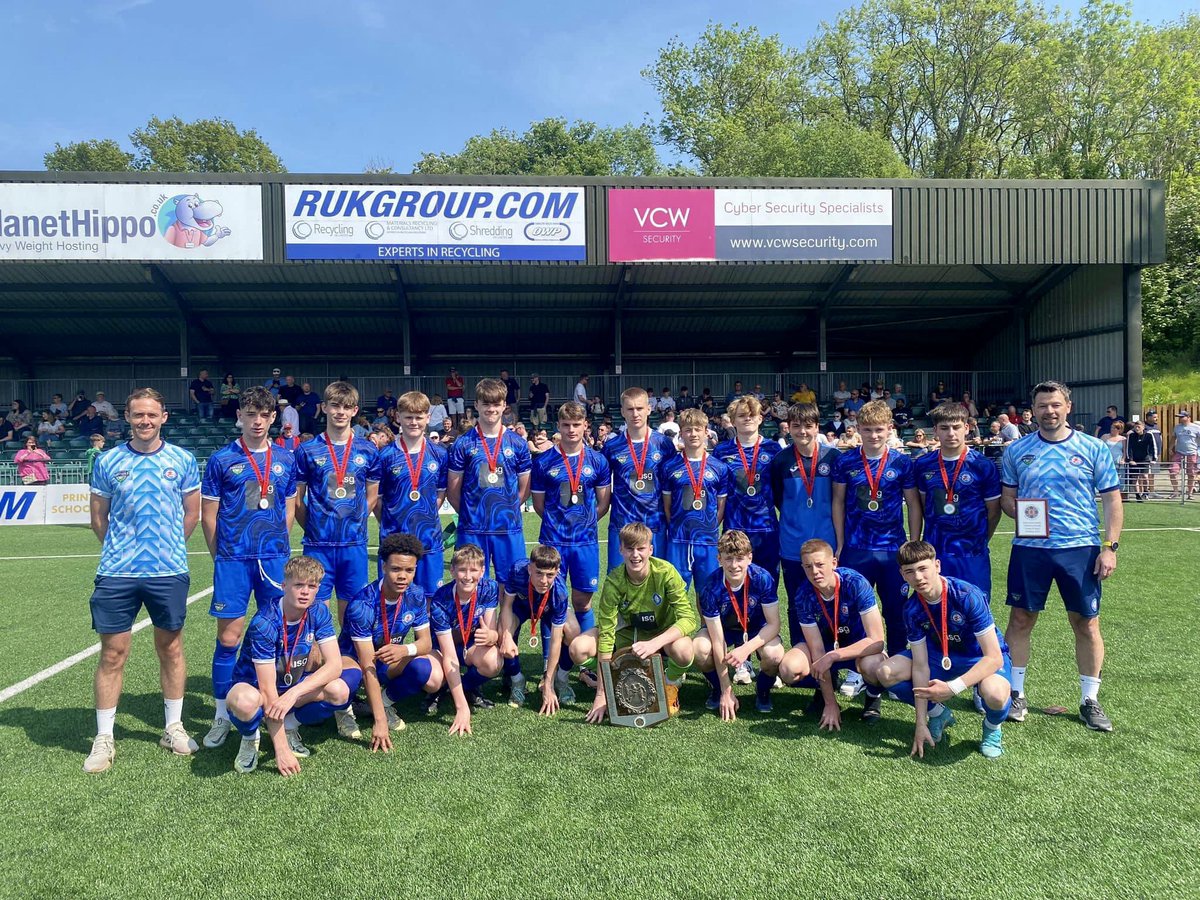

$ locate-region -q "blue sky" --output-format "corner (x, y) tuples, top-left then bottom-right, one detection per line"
(0, 0), (1191, 173)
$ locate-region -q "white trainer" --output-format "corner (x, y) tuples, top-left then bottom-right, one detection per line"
(202, 716), (232, 749)
(159, 721), (199, 756)
(234, 732), (260, 774)
(733, 660), (753, 685)
(839, 670), (866, 698)
(285, 728), (311, 758)
(384, 704), (406, 732)
(83, 734), (115, 774)
(334, 708), (362, 739)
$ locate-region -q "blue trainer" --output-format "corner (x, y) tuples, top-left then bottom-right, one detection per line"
(980, 723), (1004, 759)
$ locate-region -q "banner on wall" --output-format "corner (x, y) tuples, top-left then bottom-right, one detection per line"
(607, 188), (893, 262)
(0, 183), (265, 260)
(0, 484), (91, 526)
(284, 185), (587, 261)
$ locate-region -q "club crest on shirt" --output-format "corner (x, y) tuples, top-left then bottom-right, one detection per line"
(651, 451), (662, 461)
(959, 473), (973, 484)
(354, 455), (365, 466)
(503, 448), (514, 458)
(426, 461), (438, 473)
(315, 457), (328, 467)
(884, 469), (897, 480)
(1020, 455), (1035, 467)
(403, 612), (414, 624)
(583, 466), (594, 476)
(231, 464), (246, 475)
(116, 470), (130, 482)
(550, 467), (561, 477)
(272, 463), (284, 475)
(163, 468), (178, 480)
(817, 463), (831, 475)
(616, 455), (628, 464)
(1069, 455), (1083, 466)
(391, 465), (403, 476)
(652, 592), (663, 606)
(841, 603), (850, 616)
(951, 611), (965, 625)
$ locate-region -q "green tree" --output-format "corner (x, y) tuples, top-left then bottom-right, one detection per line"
(708, 119), (909, 177)
(44, 138), (134, 172)
(1142, 174), (1200, 367)
(413, 118), (664, 176)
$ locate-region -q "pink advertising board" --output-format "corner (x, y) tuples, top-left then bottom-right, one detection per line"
(606, 188), (715, 261)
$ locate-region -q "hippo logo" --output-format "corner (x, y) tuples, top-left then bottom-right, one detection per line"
(159, 194), (232, 249)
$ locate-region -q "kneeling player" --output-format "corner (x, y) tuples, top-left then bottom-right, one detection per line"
(874, 541), (1013, 759)
(338, 533), (443, 750)
(225, 557), (352, 776)
(779, 540), (886, 730)
(583, 523), (698, 723)
(499, 545), (574, 714)
(694, 530), (783, 719)
(430, 544), (504, 736)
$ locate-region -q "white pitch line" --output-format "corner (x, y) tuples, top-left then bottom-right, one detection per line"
(0, 586), (213, 704)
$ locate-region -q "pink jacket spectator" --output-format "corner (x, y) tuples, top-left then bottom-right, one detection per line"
(15, 447), (51, 483)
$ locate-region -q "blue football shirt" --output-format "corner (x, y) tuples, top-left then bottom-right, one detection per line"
(532, 446), (611, 546)
(504, 560), (570, 628)
(602, 432), (677, 530)
(769, 443), (838, 557)
(91, 441), (200, 578)
(201, 440), (297, 561)
(377, 438), (449, 550)
(295, 435), (382, 547)
(913, 449), (1000, 558)
(832, 448), (916, 551)
(661, 454), (730, 546)
(338, 577), (430, 659)
(448, 429), (532, 536)
(697, 563), (778, 637)
(233, 600), (338, 691)
(713, 437), (781, 534)
(903, 575), (1009, 659)
(429, 578), (501, 642)
(792, 566), (877, 648)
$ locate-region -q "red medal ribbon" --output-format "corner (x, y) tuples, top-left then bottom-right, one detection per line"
(735, 437), (762, 494)
(238, 438), (272, 505)
(626, 434), (650, 481)
(859, 447), (889, 503)
(918, 578), (950, 663)
(528, 578), (553, 636)
(324, 433), (352, 491)
(455, 588), (479, 646)
(558, 446), (584, 497)
(815, 574), (841, 643)
(477, 425), (504, 477)
(400, 436), (427, 497)
(793, 444), (819, 500)
(379, 583), (405, 645)
(725, 578), (751, 637)
(280, 611), (309, 678)
(683, 452), (707, 504)
(937, 452), (969, 504)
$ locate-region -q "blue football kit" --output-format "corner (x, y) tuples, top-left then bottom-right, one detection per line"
(913, 448), (1000, 597)
(714, 437), (782, 577)
(601, 431), (677, 570)
(448, 428), (532, 581)
(378, 437), (449, 594)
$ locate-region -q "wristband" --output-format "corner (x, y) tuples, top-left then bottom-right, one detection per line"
(406, 643), (417, 658)
(947, 677), (967, 695)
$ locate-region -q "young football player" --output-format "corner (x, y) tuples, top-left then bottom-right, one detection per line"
(694, 530), (783, 718)
(779, 540), (886, 729)
(447, 378), (532, 582)
(225, 556), (352, 776)
(498, 545), (574, 714)
(337, 533), (443, 748)
(294, 381), (381, 619)
(584, 523), (698, 722)
(376, 391), (449, 595)
(429, 544), (504, 735)
(531, 400), (611, 647)
(874, 541), (1013, 759)
(661, 408), (730, 591)
(200, 386), (298, 749)
(713, 395), (782, 580)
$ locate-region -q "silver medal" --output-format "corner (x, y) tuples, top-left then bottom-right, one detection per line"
(634, 479), (646, 491)
(486, 471), (499, 485)
(334, 486), (347, 499)
(691, 498), (704, 511)
(806, 497), (814, 509)
(833, 641), (840, 651)
(570, 493), (580, 505)
(867, 499), (880, 511)
(282, 672), (293, 686)
(409, 490), (421, 502)
(746, 485), (757, 497)
(528, 634), (540, 648)
(943, 502), (957, 515)
(941, 655), (952, 671)
(258, 497), (270, 510)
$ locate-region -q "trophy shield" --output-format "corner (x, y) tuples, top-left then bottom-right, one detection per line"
(601, 649), (668, 728)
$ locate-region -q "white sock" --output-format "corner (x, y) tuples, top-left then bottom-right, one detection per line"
(928, 702), (946, 718)
(96, 707), (117, 737)
(164, 697), (183, 727)
(1081, 675), (1101, 704)
(284, 711), (299, 730)
(214, 698), (228, 720)
(1011, 666), (1027, 695)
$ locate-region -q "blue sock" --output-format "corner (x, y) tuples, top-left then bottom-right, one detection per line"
(211, 641), (238, 700)
(985, 694), (1011, 727)
(461, 666), (487, 693)
(704, 669), (720, 692)
(229, 707), (263, 737)
(341, 667), (362, 701)
(558, 644), (574, 673)
(504, 655), (523, 677)
(756, 671), (774, 695)
(865, 683), (881, 699)
(294, 700), (338, 725)
(385, 658), (433, 701)
(577, 608), (596, 633)
(888, 680), (916, 707)
(541, 621), (553, 665)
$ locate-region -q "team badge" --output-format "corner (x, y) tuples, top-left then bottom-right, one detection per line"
(616, 455), (628, 464)
(231, 464), (245, 475)
(550, 468), (561, 477)
(841, 604), (850, 617)
(163, 468), (178, 480)
(583, 467), (594, 476)
(354, 455), (365, 466)
(1069, 455), (1083, 466)
(960, 473), (973, 484)
(403, 613), (414, 625)
(272, 463), (284, 475)
(391, 466), (403, 476)
(1020, 455), (1035, 466)
(427, 462), (438, 473)
(116, 471), (129, 482)
(503, 448), (514, 458)
(651, 452), (662, 461)
(653, 593), (663, 607)
(316, 457), (328, 467)
(590, 577), (598, 588)
(951, 611), (965, 625)
(884, 469), (897, 480)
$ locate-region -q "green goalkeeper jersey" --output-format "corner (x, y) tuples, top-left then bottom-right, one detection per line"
(596, 556), (698, 655)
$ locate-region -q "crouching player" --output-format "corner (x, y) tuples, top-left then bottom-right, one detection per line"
(338, 533), (443, 750)
(694, 530), (783, 719)
(875, 541), (1013, 759)
(430, 544), (504, 736)
(583, 523), (697, 723)
(225, 556), (353, 775)
(779, 540), (886, 730)
(498, 545), (574, 714)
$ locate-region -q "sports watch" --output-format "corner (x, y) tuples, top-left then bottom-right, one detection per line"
(1102, 540), (1119, 553)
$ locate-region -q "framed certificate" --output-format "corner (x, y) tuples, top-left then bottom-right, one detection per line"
(1016, 498), (1049, 538)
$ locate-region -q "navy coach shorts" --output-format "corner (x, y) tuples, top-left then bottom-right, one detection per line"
(90, 574), (191, 634)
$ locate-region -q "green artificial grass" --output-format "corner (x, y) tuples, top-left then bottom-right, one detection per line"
(0, 506), (1198, 899)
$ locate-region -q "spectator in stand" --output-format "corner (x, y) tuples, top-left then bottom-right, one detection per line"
(769, 392), (789, 424)
(892, 383), (906, 404)
(930, 380), (952, 406)
(825, 410), (847, 438)
(1125, 418), (1155, 501)
(372, 407), (390, 428)
(871, 380), (886, 401)
(352, 415), (370, 440)
(263, 368), (283, 396)
(589, 396), (606, 418)
(892, 398), (912, 428)
(439, 416), (453, 437)
(657, 408), (681, 445)
(1017, 408), (1036, 435)
(1171, 409), (1200, 500)
(573, 374), (590, 406)
(1094, 405), (1125, 438)
(832, 380), (851, 408)
(15, 435), (51, 485)
(78, 405), (104, 437)
(528, 375), (550, 427)
(881, 389), (895, 409)
(645, 388), (660, 412)
(596, 422), (613, 445)
(296, 381), (322, 434)
(676, 386), (698, 411)
(843, 388), (865, 414)
(0, 415), (12, 444)
(700, 388), (715, 414)
(275, 375), (300, 408)
(279, 398), (300, 434)
(751, 384), (765, 401)
(790, 382), (816, 404)
(501, 404), (519, 428)
(959, 391), (979, 418)
(37, 410), (64, 443)
(997, 413), (1021, 443)
(103, 416), (124, 444)
(69, 391), (91, 422)
(886, 425), (906, 450)
(375, 388), (397, 412)
(49, 394), (68, 421)
(86, 434), (106, 482)
(658, 388), (676, 414)
(275, 423), (302, 452)
(966, 417), (983, 445)
(499, 370), (520, 409)
(837, 423), (862, 449)
(445, 366), (466, 429)
(1101, 422), (1127, 494)
(367, 423), (393, 452)
(906, 428), (931, 452)
(91, 392), (117, 421)
(724, 381), (745, 405)
(428, 394), (450, 432)
(219, 374), (240, 420)
(983, 420), (1006, 453)
(188, 369), (216, 420)
(8, 400), (33, 436)
(528, 427), (553, 459)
